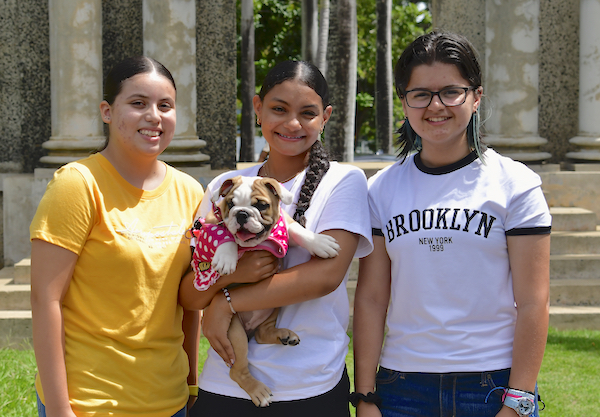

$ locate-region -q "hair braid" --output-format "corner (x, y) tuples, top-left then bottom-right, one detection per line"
(293, 140), (330, 227)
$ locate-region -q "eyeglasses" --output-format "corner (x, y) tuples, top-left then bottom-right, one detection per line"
(403, 86), (476, 109)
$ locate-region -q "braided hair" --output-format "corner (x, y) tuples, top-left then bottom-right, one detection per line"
(258, 60), (331, 227)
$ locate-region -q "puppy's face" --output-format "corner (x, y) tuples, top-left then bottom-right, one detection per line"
(212, 176), (292, 247)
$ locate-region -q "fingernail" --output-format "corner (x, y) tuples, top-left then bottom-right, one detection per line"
(230, 359), (235, 366)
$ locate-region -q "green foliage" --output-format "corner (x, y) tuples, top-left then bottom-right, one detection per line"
(0, 346), (37, 417)
(356, 0), (431, 152)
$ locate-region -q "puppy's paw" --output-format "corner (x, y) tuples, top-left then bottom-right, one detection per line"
(308, 234), (340, 258)
(277, 329), (300, 346)
(212, 242), (239, 275)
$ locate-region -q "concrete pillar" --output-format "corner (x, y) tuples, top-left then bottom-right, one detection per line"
(485, 0), (551, 162)
(567, 0), (600, 162)
(196, 0), (238, 169)
(41, 0), (105, 166)
(538, 0), (579, 163)
(0, 0), (51, 173)
(143, 0), (209, 166)
(431, 0), (486, 72)
(102, 0), (143, 81)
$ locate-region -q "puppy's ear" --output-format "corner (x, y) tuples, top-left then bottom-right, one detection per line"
(261, 178), (293, 205)
(212, 177), (237, 203)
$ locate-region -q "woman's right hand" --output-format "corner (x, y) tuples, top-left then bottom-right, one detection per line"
(357, 402), (382, 417)
(225, 250), (279, 285)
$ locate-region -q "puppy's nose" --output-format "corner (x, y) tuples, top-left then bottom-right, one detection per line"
(236, 211), (249, 225)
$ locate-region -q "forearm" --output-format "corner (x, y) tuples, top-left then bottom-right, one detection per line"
(31, 300), (72, 413)
(508, 301), (549, 392)
(179, 270), (234, 310)
(353, 294), (387, 393)
(182, 309), (200, 385)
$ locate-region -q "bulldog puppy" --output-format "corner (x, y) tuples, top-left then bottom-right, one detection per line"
(196, 175), (340, 407)
(208, 175), (340, 276)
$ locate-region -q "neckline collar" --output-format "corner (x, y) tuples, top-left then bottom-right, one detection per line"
(414, 150), (478, 175)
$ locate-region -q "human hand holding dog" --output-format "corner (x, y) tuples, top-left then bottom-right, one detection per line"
(202, 290), (237, 366)
(228, 251), (279, 285)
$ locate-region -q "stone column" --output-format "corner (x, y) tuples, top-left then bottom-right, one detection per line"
(41, 0), (105, 166)
(196, 0), (238, 170)
(143, 0), (209, 166)
(567, 0), (600, 162)
(431, 0), (486, 71)
(484, 0), (551, 162)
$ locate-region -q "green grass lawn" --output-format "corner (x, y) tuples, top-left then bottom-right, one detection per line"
(2, 327), (598, 416)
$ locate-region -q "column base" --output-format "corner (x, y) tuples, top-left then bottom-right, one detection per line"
(39, 136), (211, 167)
(566, 136), (600, 162)
(485, 135), (552, 162)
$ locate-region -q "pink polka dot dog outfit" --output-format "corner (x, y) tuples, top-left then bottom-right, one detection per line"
(190, 215), (289, 292)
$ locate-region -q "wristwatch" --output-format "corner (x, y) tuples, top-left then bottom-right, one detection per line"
(503, 388), (535, 416)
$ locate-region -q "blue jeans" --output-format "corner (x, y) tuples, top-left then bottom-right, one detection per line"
(36, 392), (187, 417)
(375, 367), (540, 417)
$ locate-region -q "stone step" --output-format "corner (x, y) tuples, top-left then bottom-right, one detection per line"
(14, 258), (31, 285)
(0, 310), (32, 349)
(550, 254), (600, 280)
(549, 306), (600, 330)
(549, 207), (597, 231)
(550, 279), (600, 306)
(0, 284), (31, 310)
(550, 228), (600, 255)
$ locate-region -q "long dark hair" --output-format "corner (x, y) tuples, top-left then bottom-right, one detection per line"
(258, 60), (331, 227)
(99, 56), (176, 151)
(394, 31), (485, 162)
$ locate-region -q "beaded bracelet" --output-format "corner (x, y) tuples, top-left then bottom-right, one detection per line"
(349, 392), (382, 408)
(222, 288), (236, 314)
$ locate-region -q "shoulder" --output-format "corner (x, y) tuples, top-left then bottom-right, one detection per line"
(168, 165), (204, 194)
(325, 162), (367, 183)
(367, 158), (407, 191)
(48, 155), (103, 191)
(481, 149), (542, 188)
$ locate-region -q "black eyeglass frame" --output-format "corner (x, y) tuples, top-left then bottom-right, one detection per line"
(402, 86), (477, 109)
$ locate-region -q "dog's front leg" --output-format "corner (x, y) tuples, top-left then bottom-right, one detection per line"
(286, 213), (340, 258)
(254, 308), (300, 346)
(211, 241), (239, 276)
(228, 316), (273, 407)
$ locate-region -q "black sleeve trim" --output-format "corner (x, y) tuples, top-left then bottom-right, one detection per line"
(505, 226), (552, 236)
(372, 228), (384, 236)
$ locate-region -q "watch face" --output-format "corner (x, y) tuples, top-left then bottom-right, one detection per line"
(517, 398), (535, 414)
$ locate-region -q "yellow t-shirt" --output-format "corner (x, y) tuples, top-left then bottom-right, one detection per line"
(30, 153), (203, 417)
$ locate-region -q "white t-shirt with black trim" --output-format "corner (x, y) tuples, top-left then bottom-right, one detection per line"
(368, 149), (551, 373)
(197, 162), (373, 401)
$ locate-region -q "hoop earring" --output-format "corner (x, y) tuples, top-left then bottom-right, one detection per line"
(257, 119), (261, 126)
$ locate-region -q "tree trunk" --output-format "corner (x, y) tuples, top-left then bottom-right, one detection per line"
(375, 0), (393, 154)
(239, 0), (255, 162)
(302, 0), (319, 63)
(324, 0), (357, 162)
(317, 0), (330, 75)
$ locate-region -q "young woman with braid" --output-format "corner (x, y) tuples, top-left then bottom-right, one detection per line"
(179, 60), (373, 417)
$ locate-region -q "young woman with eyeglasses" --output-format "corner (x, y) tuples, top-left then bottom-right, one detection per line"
(353, 32), (551, 417)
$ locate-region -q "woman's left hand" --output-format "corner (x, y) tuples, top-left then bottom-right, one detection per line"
(201, 293), (236, 366)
